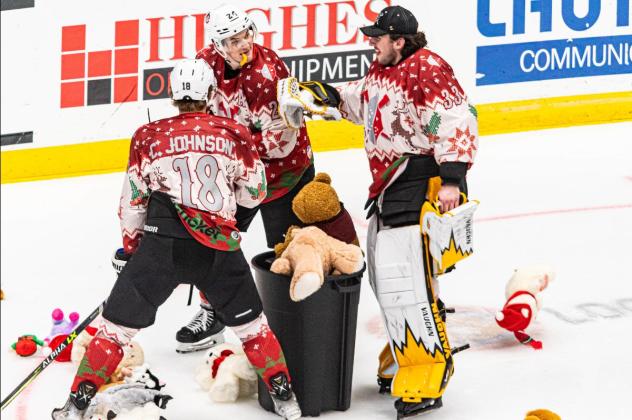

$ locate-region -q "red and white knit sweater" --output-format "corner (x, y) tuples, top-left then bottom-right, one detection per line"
(337, 48), (478, 199)
(197, 43), (313, 203)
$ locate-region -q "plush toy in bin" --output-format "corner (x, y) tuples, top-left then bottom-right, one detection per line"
(286, 172), (359, 247)
(495, 265), (555, 349)
(272, 226), (364, 301)
(272, 172), (363, 302)
(12, 335), (45, 357)
(42, 308), (79, 362)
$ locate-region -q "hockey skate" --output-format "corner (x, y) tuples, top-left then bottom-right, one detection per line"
(51, 380), (97, 419)
(176, 303), (225, 353)
(395, 397), (443, 419)
(268, 372), (302, 420)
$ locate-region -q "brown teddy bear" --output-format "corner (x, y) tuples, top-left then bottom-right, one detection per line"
(271, 225), (364, 301)
(274, 172), (359, 258)
(271, 172), (363, 301)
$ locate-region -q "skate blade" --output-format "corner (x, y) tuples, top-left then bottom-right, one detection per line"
(176, 333), (225, 354)
(396, 399), (443, 419)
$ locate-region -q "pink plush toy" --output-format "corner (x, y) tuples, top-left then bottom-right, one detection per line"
(43, 308), (80, 362)
(495, 266), (555, 350)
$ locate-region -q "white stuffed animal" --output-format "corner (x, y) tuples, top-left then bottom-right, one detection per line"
(195, 342), (257, 402)
(495, 265), (555, 349)
(85, 365), (171, 419)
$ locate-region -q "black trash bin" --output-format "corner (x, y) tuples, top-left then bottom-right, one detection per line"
(252, 251), (365, 417)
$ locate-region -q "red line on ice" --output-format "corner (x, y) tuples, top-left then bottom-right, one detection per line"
(476, 203), (632, 223)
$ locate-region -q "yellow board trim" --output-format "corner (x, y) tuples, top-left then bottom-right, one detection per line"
(1, 139), (131, 184)
(2, 91), (631, 184)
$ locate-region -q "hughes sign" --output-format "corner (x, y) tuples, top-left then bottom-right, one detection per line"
(59, 1), (384, 108)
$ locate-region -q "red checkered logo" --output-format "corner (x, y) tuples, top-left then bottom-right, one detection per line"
(60, 21), (140, 107)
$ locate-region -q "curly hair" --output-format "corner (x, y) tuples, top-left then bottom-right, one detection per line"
(389, 31), (428, 60)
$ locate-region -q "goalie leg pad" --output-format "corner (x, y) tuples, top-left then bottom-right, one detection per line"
(373, 225), (453, 402)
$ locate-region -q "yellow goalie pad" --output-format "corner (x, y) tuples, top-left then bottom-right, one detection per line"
(420, 196), (479, 275)
(390, 300), (453, 402)
(372, 224), (453, 403)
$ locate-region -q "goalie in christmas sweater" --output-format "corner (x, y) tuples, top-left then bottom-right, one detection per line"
(52, 59), (301, 420)
(280, 5), (479, 419)
(174, 5), (320, 355)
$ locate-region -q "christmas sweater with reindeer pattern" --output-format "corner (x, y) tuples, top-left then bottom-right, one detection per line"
(119, 112), (266, 253)
(196, 43), (313, 203)
(337, 48), (478, 199)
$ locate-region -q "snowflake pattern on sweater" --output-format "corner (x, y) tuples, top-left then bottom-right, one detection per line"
(119, 112), (266, 253)
(196, 43), (313, 202)
(337, 48), (478, 198)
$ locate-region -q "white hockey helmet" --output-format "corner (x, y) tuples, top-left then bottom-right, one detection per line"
(169, 59), (216, 101)
(205, 5), (257, 55)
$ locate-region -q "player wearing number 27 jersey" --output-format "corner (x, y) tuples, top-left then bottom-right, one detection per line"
(119, 112), (266, 254)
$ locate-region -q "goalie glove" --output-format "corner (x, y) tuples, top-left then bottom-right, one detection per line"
(277, 77), (342, 129)
(111, 248), (132, 276)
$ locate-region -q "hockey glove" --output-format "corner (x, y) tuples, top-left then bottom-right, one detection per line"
(298, 80), (341, 108)
(111, 248), (132, 276)
(277, 77), (341, 129)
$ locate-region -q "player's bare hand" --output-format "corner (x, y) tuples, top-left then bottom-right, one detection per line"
(437, 185), (460, 212)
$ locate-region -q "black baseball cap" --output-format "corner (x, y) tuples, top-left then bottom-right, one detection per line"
(360, 6), (418, 37)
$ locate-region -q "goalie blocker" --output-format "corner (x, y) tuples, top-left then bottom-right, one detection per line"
(367, 196), (478, 408)
(277, 77), (342, 129)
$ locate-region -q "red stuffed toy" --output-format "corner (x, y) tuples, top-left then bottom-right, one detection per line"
(12, 335), (44, 357)
(495, 265), (555, 350)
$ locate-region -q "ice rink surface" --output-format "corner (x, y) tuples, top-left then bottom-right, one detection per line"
(2, 122), (631, 420)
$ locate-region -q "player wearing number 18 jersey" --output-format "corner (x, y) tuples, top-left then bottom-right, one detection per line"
(52, 59), (301, 420)
(119, 93), (266, 254)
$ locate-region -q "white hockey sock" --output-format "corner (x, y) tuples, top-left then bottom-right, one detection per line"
(96, 318), (138, 346)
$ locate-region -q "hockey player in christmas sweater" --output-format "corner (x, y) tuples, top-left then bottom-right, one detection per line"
(175, 5), (320, 354)
(343, 7), (478, 418)
(280, 5), (478, 419)
(52, 59), (301, 420)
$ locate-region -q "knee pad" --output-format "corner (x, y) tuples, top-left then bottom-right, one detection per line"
(373, 224), (453, 402)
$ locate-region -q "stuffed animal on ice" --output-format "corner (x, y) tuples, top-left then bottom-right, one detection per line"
(271, 226), (364, 301)
(84, 364), (172, 420)
(195, 342), (257, 402)
(12, 335), (45, 357)
(42, 308), (79, 362)
(272, 172), (363, 301)
(109, 341), (146, 383)
(495, 265), (555, 350)
(525, 409), (561, 420)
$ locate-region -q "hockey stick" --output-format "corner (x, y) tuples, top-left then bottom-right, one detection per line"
(0, 301), (105, 411)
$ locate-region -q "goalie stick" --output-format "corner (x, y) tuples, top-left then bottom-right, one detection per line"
(1, 301), (105, 411)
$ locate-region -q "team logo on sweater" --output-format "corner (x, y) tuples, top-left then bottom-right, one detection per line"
(260, 64), (275, 81)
